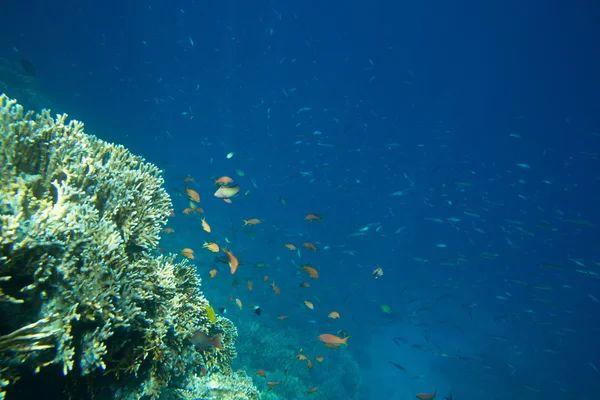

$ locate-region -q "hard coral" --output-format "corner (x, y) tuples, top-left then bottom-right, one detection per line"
(0, 95), (252, 399)
(178, 372), (260, 400)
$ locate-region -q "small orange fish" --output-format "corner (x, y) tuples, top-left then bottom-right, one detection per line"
(162, 227), (175, 233)
(209, 269), (217, 278)
(308, 387), (318, 394)
(304, 300), (314, 310)
(303, 242), (317, 252)
(203, 242), (219, 252)
(278, 315), (289, 321)
(299, 282), (311, 288)
(222, 248), (239, 274)
(168, 211), (176, 217)
(304, 213), (322, 221)
(284, 244), (296, 250)
(180, 248), (195, 259)
(254, 369), (266, 378)
(183, 207), (204, 215)
(185, 187), (200, 202)
(157, 247), (165, 253)
(271, 281), (281, 295)
(243, 218), (261, 226)
(318, 334), (350, 348)
(315, 356), (324, 363)
(201, 218), (211, 233)
(214, 176), (233, 185)
(247, 280), (253, 291)
(184, 176), (195, 182)
(263, 275), (269, 282)
(328, 311), (340, 319)
(300, 264), (319, 279)
(235, 298), (243, 310)
(415, 390), (437, 400)
(266, 382), (280, 392)
(297, 353), (307, 361)
(307, 359), (314, 370)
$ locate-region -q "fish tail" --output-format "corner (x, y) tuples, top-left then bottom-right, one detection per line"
(210, 333), (223, 350)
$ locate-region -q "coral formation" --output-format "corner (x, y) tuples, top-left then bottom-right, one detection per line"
(177, 372), (259, 400)
(0, 95), (256, 399)
(235, 320), (364, 400)
(0, 58), (53, 112)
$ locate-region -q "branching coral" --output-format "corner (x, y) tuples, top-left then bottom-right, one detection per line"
(0, 95), (254, 399)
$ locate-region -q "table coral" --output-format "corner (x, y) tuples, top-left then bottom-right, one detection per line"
(0, 95), (255, 399)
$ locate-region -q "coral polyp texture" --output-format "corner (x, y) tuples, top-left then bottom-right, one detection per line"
(0, 94), (257, 399)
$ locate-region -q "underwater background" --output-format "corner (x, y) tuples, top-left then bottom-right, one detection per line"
(1, 0), (599, 399)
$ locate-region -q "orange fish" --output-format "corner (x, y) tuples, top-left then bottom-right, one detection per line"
(162, 227), (175, 233)
(328, 311), (340, 319)
(318, 334), (350, 348)
(284, 244), (296, 250)
(185, 187), (200, 203)
(201, 218), (211, 233)
(308, 387), (318, 394)
(416, 390), (436, 400)
(222, 248), (239, 274)
(297, 353), (307, 361)
(254, 369), (266, 378)
(243, 218), (261, 226)
(183, 207), (204, 215)
(266, 382), (280, 392)
(209, 269), (217, 278)
(304, 300), (314, 310)
(190, 331), (223, 350)
(247, 280), (253, 291)
(263, 275), (269, 282)
(304, 214), (322, 221)
(303, 242), (317, 252)
(235, 298), (243, 310)
(214, 176), (233, 185)
(300, 264), (319, 279)
(184, 176), (195, 182)
(203, 242), (219, 252)
(307, 359), (314, 370)
(315, 356), (324, 363)
(271, 282), (281, 295)
(180, 248), (195, 259)
(299, 282), (311, 288)
(278, 315), (289, 321)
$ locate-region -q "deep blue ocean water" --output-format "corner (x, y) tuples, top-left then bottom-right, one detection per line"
(1, 0), (599, 399)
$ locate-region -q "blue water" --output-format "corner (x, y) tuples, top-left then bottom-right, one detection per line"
(2, 0), (599, 399)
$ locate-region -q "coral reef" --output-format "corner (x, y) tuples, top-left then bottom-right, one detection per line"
(0, 58), (54, 112)
(0, 95), (256, 399)
(234, 320), (365, 400)
(177, 372), (259, 400)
